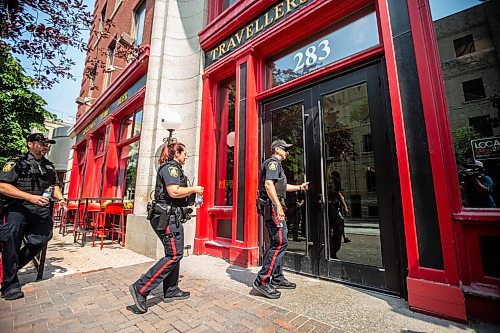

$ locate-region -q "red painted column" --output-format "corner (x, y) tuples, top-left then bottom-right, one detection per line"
(243, 53), (260, 266)
(81, 134), (95, 198)
(194, 75), (217, 254)
(68, 145), (80, 200)
(101, 118), (120, 198)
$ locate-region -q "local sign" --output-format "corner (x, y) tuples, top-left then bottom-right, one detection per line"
(471, 136), (500, 160)
(205, 0), (314, 67)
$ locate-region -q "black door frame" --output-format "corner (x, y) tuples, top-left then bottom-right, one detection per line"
(260, 61), (406, 295)
(262, 89), (318, 276)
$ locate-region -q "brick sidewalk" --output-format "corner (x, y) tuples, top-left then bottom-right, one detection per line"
(0, 262), (342, 333)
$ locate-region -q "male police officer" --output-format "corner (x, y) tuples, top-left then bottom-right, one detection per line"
(253, 139), (309, 299)
(0, 133), (67, 300)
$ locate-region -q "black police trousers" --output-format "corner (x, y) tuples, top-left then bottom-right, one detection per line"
(255, 205), (288, 286)
(1, 204), (53, 291)
(133, 213), (184, 297)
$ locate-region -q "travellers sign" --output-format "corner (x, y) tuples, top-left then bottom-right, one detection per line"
(471, 136), (500, 160)
(205, 0), (314, 67)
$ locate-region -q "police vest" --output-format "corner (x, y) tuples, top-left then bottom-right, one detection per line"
(155, 161), (194, 207)
(260, 157), (287, 199)
(15, 154), (56, 195)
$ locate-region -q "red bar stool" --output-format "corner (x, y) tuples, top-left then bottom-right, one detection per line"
(60, 202), (78, 236)
(93, 202), (125, 249)
(52, 201), (63, 227)
(75, 202), (101, 241)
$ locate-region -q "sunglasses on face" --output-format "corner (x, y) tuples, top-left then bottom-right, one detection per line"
(278, 146), (289, 152)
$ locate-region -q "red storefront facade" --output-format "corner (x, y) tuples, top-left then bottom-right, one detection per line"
(68, 0), (154, 205)
(194, 0), (500, 324)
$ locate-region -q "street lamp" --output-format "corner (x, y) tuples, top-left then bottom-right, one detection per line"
(161, 111), (182, 144)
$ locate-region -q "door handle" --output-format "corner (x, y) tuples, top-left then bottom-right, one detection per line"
(318, 193), (324, 208)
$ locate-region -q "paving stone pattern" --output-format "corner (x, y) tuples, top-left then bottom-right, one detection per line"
(0, 262), (342, 333)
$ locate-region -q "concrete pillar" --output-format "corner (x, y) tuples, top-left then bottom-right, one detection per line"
(126, 0), (207, 258)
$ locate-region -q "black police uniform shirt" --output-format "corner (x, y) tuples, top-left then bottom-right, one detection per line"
(262, 156), (287, 199)
(155, 160), (189, 207)
(0, 153), (59, 200)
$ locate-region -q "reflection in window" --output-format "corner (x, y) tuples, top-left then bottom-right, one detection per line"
(267, 8), (379, 88)
(215, 77), (236, 206)
(429, 0), (499, 208)
(462, 78), (486, 102)
(271, 103), (307, 255)
(117, 141), (139, 200)
(96, 134), (105, 154)
(119, 109), (143, 142)
(453, 34), (475, 57)
(222, 0), (237, 10)
(134, 110), (143, 137)
(322, 83), (383, 266)
(134, 1), (146, 45)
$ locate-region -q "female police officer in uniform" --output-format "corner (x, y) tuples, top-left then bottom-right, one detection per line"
(0, 133), (67, 300)
(129, 141), (203, 314)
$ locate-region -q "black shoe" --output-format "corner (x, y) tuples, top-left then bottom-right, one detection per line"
(253, 281), (281, 299)
(343, 238), (352, 243)
(129, 284), (147, 313)
(3, 288), (24, 301)
(163, 290), (190, 303)
(271, 279), (296, 289)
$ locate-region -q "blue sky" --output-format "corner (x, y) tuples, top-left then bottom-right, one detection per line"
(429, 0), (483, 20)
(18, 0), (94, 124)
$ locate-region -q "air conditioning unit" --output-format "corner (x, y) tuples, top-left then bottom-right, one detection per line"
(119, 32), (135, 46)
(75, 97), (91, 105)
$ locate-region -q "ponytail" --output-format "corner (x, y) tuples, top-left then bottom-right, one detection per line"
(158, 141), (186, 164)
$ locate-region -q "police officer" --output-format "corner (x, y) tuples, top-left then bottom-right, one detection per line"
(129, 141), (203, 314)
(253, 139), (309, 299)
(0, 133), (67, 300)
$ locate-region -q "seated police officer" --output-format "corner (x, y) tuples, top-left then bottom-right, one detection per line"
(129, 141), (203, 314)
(253, 139), (309, 299)
(0, 133), (67, 300)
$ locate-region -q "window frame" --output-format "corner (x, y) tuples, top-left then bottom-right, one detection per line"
(409, 0), (500, 217)
(116, 108), (143, 200)
(133, 1), (146, 45)
(104, 40), (116, 89)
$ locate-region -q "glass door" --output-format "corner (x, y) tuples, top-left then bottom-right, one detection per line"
(262, 89), (318, 276)
(261, 63), (404, 294)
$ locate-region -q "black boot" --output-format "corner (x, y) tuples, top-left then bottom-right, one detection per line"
(129, 284), (147, 314)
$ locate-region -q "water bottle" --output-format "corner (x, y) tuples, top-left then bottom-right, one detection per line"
(195, 193), (203, 208)
(42, 186), (52, 199)
(42, 186), (52, 206)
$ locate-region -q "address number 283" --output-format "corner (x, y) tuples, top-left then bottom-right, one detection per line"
(293, 39), (331, 72)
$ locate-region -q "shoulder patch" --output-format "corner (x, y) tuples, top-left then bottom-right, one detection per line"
(268, 161), (277, 171)
(2, 161), (16, 172)
(168, 166), (179, 177)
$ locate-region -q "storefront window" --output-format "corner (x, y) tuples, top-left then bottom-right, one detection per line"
(117, 141), (139, 200)
(215, 77), (236, 206)
(267, 8), (379, 88)
(119, 109), (143, 141)
(428, 0), (499, 209)
(222, 0), (237, 10)
(95, 134), (105, 155)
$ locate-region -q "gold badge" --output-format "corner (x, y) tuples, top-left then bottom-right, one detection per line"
(268, 162), (277, 171)
(2, 161), (16, 172)
(168, 167), (179, 177)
